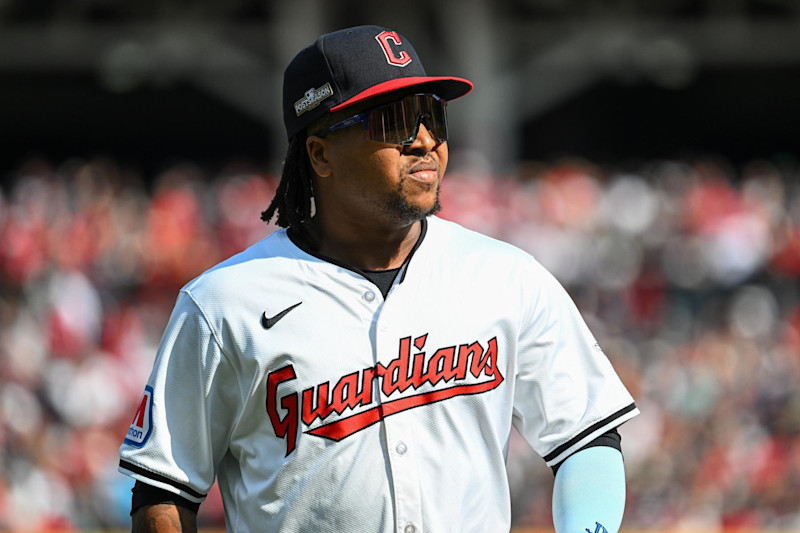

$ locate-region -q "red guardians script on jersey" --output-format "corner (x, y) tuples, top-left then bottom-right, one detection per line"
(266, 334), (503, 456)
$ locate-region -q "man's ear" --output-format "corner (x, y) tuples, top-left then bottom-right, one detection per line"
(306, 136), (332, 178)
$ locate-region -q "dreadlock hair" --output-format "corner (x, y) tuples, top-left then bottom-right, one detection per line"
(261, 133), (315, 229)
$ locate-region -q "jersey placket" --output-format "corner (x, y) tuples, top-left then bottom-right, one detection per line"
(373, 294), (425, 533)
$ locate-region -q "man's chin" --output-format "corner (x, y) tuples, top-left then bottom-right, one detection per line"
(422, 200), (442, 218)
(388, 197), (441, 224)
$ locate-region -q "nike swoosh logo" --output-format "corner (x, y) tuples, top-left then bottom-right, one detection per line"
(261, 302), (302, 329)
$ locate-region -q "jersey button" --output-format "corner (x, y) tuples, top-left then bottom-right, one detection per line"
(404, 524), (416, 533)
(396, 441), (407, 455)
(363, 290), (376, 302)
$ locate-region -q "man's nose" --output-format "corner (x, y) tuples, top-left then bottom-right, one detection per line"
(406, 121), (439, 153)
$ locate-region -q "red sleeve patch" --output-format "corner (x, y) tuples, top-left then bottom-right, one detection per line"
(124, 385), (153, 447)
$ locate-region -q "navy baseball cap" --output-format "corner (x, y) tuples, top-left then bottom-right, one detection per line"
(283, 25), (473, 139)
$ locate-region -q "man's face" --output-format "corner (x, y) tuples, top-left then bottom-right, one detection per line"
(309, 95), (449, 230)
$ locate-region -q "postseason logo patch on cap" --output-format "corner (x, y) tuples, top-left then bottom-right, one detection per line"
(294, 82), (334, 117)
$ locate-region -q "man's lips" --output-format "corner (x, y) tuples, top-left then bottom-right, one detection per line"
(408, 161), (439, 183)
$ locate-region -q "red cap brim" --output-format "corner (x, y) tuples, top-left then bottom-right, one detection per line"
(330, 76), (473, 112)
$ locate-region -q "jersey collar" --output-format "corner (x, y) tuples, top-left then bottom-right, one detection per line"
(286, 217), (428, 287)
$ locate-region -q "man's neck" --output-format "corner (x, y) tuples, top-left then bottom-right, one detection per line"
(308, 218), (423, 271)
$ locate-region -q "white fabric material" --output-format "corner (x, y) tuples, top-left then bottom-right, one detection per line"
(119, 216), (638, 532)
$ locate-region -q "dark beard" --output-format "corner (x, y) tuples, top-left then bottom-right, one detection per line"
(384, 179), (442, 223)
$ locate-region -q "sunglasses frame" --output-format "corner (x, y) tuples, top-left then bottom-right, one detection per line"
(326, 93), (449, 146)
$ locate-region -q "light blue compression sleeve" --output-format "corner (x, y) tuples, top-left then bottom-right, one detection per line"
(552, 446), (626, 533)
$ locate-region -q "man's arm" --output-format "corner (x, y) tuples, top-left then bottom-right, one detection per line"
(132, 504), (197, 533)
(552, 446), (626, 533)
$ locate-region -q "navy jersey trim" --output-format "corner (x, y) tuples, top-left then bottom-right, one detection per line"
(119, 459), (206, 500)
(542, 402), (637, 463)
(397, 216), (427, 284)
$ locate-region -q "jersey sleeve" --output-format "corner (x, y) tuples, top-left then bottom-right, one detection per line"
(118, 290), (242, 503)
(512, 260), (639, 467)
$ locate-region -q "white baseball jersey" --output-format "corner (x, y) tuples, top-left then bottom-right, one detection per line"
(119, 215), (638, 533)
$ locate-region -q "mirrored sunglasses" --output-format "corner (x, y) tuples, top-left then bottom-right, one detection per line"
(327, 93), (448, 146)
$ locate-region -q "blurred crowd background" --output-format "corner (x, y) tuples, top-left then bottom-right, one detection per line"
(2, 0), (800, 531)
(1, 154), (799, 530)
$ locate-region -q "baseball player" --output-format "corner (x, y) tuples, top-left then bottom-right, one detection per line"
(119, 25), (639, 533)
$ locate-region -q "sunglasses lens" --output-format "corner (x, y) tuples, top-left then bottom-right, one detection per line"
(365, 95), (448, 145)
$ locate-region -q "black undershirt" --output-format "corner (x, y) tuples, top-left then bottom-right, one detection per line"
(550, 428), (621, 476)
(131, 480), (200, 515)
(362, 266), (402, 298)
